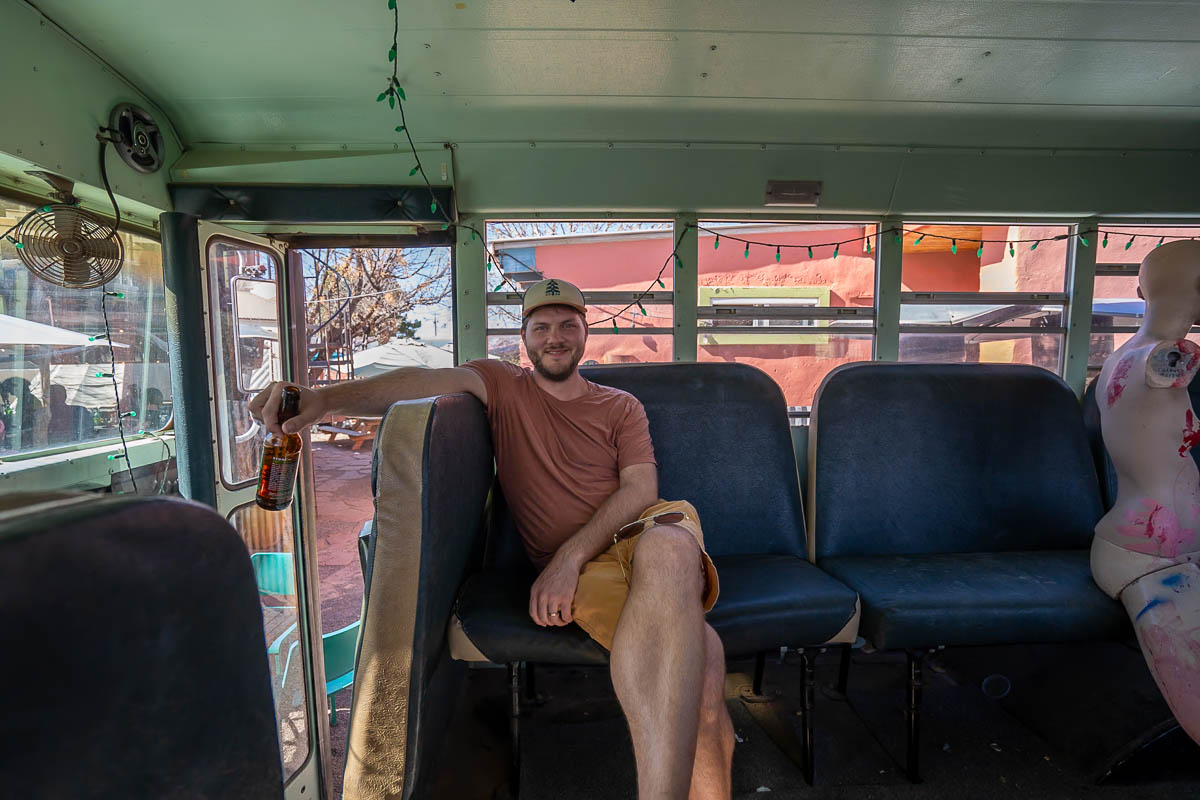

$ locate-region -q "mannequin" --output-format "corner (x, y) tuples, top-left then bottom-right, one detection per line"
(1093, 239), (1200, 745)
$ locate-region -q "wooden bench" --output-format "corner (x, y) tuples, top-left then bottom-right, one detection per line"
(317, 421), (378, 452)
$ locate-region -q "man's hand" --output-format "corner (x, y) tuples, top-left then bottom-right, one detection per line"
(249, 381), (327, 436)
(529, 550), (584, 627)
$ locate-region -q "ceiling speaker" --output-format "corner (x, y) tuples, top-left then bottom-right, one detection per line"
(108, 103), (165, 174)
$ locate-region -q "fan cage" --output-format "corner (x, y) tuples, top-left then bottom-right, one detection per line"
(12, 205), (124, 289)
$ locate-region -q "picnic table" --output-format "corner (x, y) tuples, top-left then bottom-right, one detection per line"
(317, 418), (380, 452)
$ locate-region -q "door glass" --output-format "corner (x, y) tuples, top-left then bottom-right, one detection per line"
(207, 239), (281, 486)
(228, 502), (310, 779)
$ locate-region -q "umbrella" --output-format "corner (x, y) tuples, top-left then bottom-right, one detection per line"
(0, 313), (127, 348)
(353, 340), (453, 378)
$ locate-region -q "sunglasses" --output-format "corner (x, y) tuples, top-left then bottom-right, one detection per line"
(614, 511), (689, 544)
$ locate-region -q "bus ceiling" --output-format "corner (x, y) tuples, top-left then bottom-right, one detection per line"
(1, 0), (1199, 219)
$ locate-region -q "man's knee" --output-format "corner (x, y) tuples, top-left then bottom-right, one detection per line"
(701, 625), (729, 720)
(634, 525), (701, 579)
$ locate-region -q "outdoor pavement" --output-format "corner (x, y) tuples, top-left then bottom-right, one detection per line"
(312, 434), (374, 796)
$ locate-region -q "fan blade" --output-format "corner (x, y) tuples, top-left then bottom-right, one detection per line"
(80, 235), (121, 262)
(52, 208), (82, 241)
(62, 252), (90, 285)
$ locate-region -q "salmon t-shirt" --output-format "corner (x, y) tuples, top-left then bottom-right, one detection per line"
(461, 359), (657, 568)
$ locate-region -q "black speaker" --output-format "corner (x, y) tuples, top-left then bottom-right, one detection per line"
(108, 103), (165, 174)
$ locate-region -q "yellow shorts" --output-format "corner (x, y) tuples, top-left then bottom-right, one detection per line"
(571, 499), (720, 651)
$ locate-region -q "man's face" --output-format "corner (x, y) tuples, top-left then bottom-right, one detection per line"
(523, 305), (588, 382)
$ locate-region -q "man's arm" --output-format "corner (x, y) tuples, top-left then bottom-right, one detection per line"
(249, 366), (488, 436)
(529, 462), (659, 627)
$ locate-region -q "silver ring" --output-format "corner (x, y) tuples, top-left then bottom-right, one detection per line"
(553, 611), (562, 617)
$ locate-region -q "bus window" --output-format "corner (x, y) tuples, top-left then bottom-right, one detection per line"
(898, 223), (1070, 375)
(0, 197), (171, 457)
(1089, 226), (1200, 382)
(696, 221), (877, 419)
(485, 221), (676, 366)
(206, 239), (282, 487)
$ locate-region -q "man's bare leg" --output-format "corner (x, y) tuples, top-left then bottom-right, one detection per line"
(689, 624), (734, 800)
(610, 526), (707, 798)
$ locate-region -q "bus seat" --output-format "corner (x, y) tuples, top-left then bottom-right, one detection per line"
(0, 491), (283, 799)
(809, 362), (1129, 780)
(353, 362), (859, 795)
(1082, 373), (1200, 511)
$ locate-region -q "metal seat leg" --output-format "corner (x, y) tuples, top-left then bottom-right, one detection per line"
(905, 650), (923, 783)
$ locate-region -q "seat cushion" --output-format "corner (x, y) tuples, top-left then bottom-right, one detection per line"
(819, 551), (1129, 651)
(456, 569), (610, 666)
(456, 554), (859, 664)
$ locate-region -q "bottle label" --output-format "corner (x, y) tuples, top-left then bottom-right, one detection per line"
(262, 456), (299, 499)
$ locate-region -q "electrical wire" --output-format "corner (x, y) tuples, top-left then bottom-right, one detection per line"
(94, 134), (136, 492)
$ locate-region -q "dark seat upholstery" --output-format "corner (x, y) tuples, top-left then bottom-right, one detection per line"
(0, 492), (283, 800)
(455, 362), (859, 661)
(811, 362), (1127, 651)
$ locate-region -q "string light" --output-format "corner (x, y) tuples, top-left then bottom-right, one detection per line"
(657, 278), (665, 288)
(1008, 242), (1014, 257)
(1102, 232), (1109, 248)
(1158, 237), (1165, 247)
(865, 238), (872, 254)
(1079, 235), (1090, 247)
(833, 244), (840, 259)
(612, 321), (619, 334)
(807, 246), (813, 259)
(776, 246), (781, 262)
(951, 239), (957, 254)
(1031, 241), (1039, 251)
(744, 242), (749, 259)
(894, 232), (901, 244)
(1126, 236), (1135, 250)
(714, 236), (720, 250)
(637, 302), (647, 315)
(914, 234), (925, 245)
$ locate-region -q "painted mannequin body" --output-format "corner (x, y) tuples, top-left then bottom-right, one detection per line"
(1093, 240), (1200, 744)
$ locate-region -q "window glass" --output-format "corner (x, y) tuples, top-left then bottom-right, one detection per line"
(1088, 226), (1200, 382)
(228, 503), (309, 779)
(901, 224), (1069, 293)
(0, 197), (171, 456)
(697, 333), (873, 413)
(485, 221), (675, 293)
(696, 221), (877, 415)
(899, 223), (1069, 375)
(698, 222), (877, 307)
(207, 239), (281, 486)
(900, 333), (1062, 373)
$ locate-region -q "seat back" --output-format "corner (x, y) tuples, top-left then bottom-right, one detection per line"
(0, 492), (283, 799)
(250, 550), (296, 596)
(323, 619), (361, 684)
(1082, 373), (1200, 510)
(811, 362), (1104, 559)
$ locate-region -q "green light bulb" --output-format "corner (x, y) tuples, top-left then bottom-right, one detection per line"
(915, 235), (925, 245)
(1080, 236), (1089, 247)
(1158, 237), (1165, 247)
(976, 245), (983, 257)
(657, 279), (665, 289)
(776, 247), (781, 262)
(430, 200), (437, 213)
(388, 94), (395, 108)
(638, 303), (647, 315)
(395, 125), (406, 133)
(1008, 242), (1014, 257)
(951, 239), (957, 254)
(388, 47), (396, 62)
(866, 239), (872, 254)
(1031, 241), (1039, 251)
(1102, 233), (1109, 248)
(409, 165), (419, 176)
(377, 91), (387, 102)
(494, 282), (505, 292)
(833, 245), (840, 259)
(612, 322), (619, 334)
(714, 236), (719, 250)
(894, 232), (901, 244)
(807, 247), (813, 259)
(744, 243), (749, 259)
(1125, 237), (1135, 250)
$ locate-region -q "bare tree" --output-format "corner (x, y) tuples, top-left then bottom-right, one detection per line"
(303, 247), (452, 353)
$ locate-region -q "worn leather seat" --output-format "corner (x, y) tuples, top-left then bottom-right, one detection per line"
(0, 492), (283, 799)
(811, 362), (1127, 651)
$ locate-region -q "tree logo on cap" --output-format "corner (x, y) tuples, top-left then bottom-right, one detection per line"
(544, 280), (561, 296)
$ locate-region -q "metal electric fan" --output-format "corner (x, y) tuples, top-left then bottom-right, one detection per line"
(10, 171), (123, 289)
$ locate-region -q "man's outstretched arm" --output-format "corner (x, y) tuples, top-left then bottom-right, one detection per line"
(249, 366), (488, 436)
(529, 462), (659, 627)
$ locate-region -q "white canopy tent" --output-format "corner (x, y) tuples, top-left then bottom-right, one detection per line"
(353, 340), (453, 379)
(0, 313), (129, 349)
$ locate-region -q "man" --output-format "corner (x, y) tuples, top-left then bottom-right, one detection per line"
(1092, 240), (1200, 745)
(250, 278), (734, 798)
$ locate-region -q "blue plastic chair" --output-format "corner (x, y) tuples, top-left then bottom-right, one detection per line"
(281, 619), (362, 726)
(250, 552), (299, 676)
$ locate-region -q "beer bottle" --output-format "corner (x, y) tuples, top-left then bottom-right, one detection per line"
(256, 385), (303, 510)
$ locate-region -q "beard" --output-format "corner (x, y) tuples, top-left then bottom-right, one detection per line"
(530, 343), (584, 382)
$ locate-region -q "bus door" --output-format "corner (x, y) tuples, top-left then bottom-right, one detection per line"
(160, 214), (327, 799)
